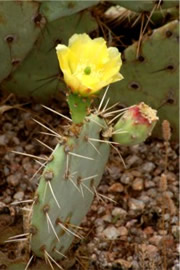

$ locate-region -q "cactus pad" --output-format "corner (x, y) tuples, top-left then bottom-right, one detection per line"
(0, 1), (45, 83)
(30, 114), (110, 259)
(104, 20), (179, 140)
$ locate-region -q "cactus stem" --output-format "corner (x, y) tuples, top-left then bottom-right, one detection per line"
(36, 138), (54, 151)
(46, 213), (60, 242)
(44, 250), (64, 270)
(33, 119), (62, 139)
(97, 84), (110, 113)
(11, 150), (48, 161)
(42, 105), (72, 122)
(25, 255), (34, 270)
(88, 140), (101, 155)
(48, 181), (61, 209)
(68, 152), (94, 160)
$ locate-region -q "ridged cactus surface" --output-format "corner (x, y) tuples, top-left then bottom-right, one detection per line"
(30, 114), (110, 259)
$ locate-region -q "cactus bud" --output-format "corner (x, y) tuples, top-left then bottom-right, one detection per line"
(112, 102), (158, 146)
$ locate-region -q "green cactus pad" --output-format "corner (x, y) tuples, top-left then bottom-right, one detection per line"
(40, 0), (99, 22)
(0, 1), (45, 83)
(1, 11), (97, 101)
(30, 114), (110, 259)
(103, 20), (179, 140)
(112, 0), (179, 13)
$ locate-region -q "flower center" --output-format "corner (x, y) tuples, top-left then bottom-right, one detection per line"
(84, 66), (91, 75)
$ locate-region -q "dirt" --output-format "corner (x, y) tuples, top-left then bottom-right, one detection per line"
(0, 93), (179, 270)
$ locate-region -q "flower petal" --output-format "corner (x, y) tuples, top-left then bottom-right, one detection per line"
(56, 44), (78, 74)
(69, 33), (109, 66)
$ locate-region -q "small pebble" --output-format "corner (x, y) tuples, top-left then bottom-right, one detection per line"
(13, 191), (24, 201)
(7, 174), (21, 187)
(144, 180), (155, 188)
(112, 207), (127, 219)
(132, 178), (143, 190)
(103, 225), (121, 240)
(118, 226), (128, 236)
(126, 155), (142, 168)
(108, 182), (124, 192)
(121, 172), (133, 185)
(0, 134), (9, 145)
(128, 198), (145, 211)
(141, 162), (155, 172)
(149, 235), (162, 246)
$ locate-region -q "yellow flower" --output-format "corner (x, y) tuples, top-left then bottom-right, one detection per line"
(56, 33), (123, 96)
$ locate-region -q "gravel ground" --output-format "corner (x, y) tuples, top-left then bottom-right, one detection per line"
(0, 94), (179, 270)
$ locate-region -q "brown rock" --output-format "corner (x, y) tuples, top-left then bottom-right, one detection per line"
(132, 178), (144, 190)
(109, 183), (124, 193)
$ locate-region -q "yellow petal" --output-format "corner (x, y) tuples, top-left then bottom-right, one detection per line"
(63, 71), (86, 93)
(69, 34), (109, 66)
(101, 47), (122, 81)
(56, 44), (78, 74)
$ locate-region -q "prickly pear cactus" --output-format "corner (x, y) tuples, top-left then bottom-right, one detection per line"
(104, 20), (179, 140)
(30, 114), (110, 259)
(1, 11), (97, 101)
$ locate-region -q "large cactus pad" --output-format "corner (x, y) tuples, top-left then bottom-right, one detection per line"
(104, 20), (179, 140)
(30, 114), (110, 259)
